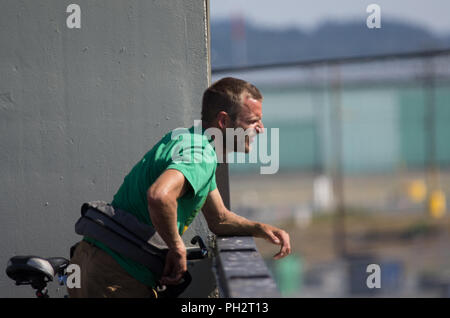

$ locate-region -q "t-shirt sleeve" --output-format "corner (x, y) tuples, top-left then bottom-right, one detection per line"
(166, 136), (217, 196)
(209, 172), (217, 193)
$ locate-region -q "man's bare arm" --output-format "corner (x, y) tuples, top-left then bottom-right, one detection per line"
(147, 169), (189, 285)
(202, 188), (291, 260)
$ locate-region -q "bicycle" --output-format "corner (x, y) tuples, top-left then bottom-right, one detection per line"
(5, 235), (209, 298)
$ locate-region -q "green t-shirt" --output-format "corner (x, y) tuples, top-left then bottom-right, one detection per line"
(85, 125), (217, 287)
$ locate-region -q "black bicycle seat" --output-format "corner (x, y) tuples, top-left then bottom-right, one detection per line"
(46, 257), (70, 273)
(6, 255), (69, 286)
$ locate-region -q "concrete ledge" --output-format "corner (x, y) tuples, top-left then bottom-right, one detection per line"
(213, 236), (281, 298)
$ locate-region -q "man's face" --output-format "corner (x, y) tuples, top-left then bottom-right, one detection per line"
(230, 96), (264, 153)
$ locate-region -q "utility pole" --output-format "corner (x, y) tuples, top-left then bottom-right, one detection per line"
(423, 58), (446, 218)
(330, 64), (346, 257)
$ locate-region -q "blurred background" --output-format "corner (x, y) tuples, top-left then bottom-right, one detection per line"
(210, 0), (450, 297)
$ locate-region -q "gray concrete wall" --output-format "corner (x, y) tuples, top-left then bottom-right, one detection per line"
(0, 0), (212, 297)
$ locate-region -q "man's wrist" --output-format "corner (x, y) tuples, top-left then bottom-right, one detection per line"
(167, 238), (186, 251)
(251, 222), (264, 237)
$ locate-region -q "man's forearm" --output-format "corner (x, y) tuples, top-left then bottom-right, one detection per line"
(202, 189), (291, 259)
(148, 199), (184, 249)
(210, 209), (261, 236)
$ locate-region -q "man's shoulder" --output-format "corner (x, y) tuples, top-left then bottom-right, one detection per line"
(167, 126), (213, 148)
(162, 126), (217, 165)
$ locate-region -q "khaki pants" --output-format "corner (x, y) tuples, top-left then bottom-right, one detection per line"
(67, 240), (157, 298)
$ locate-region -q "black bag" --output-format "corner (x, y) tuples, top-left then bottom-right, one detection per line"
(74, 201), (190, 297)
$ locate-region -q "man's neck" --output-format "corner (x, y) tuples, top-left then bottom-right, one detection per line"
(201, 121), (230, 161)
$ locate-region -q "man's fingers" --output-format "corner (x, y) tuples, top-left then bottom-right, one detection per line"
(257, 224), (292, 260)
(273, 243), (287, 259)
(272, 231), (291, 260)
(160, 259), (186, 285)
(273, 245), (290, 260)
(161, 276), (181, 285)
(267, 232), (281, 245)
(263, 228), (281, 245)
(162, 261), (172, 277)
(161, 247), (187, 285)
(160, 270), (185, 285)
(273, 252), (284, 260)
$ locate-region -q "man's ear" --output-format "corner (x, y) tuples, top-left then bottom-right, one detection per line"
(216, 111), (230, 130)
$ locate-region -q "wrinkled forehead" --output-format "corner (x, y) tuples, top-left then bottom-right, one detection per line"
(239, 94), (263, 118)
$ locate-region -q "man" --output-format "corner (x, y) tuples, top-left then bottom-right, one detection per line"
(68, 77), (291, 298)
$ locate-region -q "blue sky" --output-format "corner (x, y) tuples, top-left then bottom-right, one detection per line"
(210, 0), (450, 35)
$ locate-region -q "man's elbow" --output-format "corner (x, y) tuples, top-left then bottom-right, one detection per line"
(205, 213), (228, 235)
(147, 188), (170, 209)
(208, 222), (221, 235)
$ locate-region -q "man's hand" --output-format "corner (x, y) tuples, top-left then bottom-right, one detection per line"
(254, 223), (291, 260)
(202, 189), (292, 260)
(160, 244), (187, 286)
